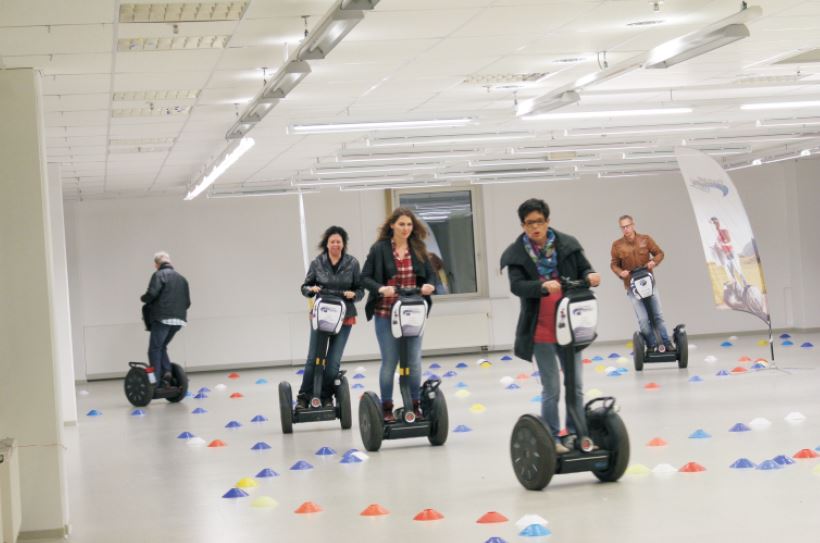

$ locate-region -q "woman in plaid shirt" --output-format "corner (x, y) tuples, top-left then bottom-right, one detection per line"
(361, 208), (436, 422)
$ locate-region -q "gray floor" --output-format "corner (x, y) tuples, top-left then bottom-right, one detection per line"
(52, 331), (819, 543)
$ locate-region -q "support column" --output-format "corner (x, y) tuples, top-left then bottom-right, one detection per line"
(0, 68), (69, 538)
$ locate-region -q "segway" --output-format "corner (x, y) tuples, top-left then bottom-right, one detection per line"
(124, 362), (188, 407)
(359, 287), (448, 452)
(279, 290), (352, 434)
(629, 267), (688, 371)
(510, 277), (630, 490)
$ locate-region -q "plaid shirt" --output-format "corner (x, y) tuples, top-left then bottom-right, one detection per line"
(374, 242), (416, 318)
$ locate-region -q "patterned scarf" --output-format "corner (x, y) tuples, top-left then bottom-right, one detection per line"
(523, 229), (557, 281)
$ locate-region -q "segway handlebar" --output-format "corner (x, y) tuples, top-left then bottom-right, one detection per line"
(559, 277), (591, 291)
(312, 287), (346, 298)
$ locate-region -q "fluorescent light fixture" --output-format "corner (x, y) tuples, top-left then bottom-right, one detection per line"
(340, 0), (381, 8)
(683, 133), (820, 145)
(623, 146), (749, 160)
(208, 187), (317, 198)
(290, 117), (474, 135)
(437, 169), (555, 181)
(260, 60), (311, 101)
(296, 8), (364, 61)
(565, 121), (727, 137)
(225, 120), (254, 140)
(517, 90), (579, 117)
(294, 175), (414, 187)
(117, 35), (229, 52)
(185, 137), (255, 201)
(366, 132), (534, 148)
(469, 157), (598, 168)
(644, 23), (749, 69)
(523, 107), (692, 121)
(238, 101), (276, 124)
(119, 2), (249, 23)
(597, 169), (678, 179)
(339, 181), (450, 192)
(312, 164), (440, 176)
(572, 58), (643, 89)
(336, 150), (480, 163)
(756, 116), (820, 128)
(470, 174), (576, 185)
(513, 142), (652, 155)
(760, 149), (812, 164)
(741, 100), (820, 111)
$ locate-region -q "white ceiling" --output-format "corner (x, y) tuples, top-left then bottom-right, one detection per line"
(2, 0), (820, 198)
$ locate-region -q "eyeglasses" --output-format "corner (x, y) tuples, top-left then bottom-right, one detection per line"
(523, 219), (547, 228)
(620, 223), (634, 230)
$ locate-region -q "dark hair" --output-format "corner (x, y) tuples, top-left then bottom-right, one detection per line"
(517, 198), (550, 223)
(318, 225), (349, 253)
(377, 207), (429, 262)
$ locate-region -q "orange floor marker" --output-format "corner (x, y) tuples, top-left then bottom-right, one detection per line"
(207, 439), (226, 447)
(295, 501), (322, 514)
(413, 508), (444, 521)
(230, 392), (244, 398)
(793, 448), (819, 459)
(679, 462), (706, 472)
(476, 511), (508, 523)
(360, 504), (390, 516)
(647, 437), (667, 447)
(730, 366), (748, 373)
(738, 356), (752, 362)
(228, 372), (240, 379)
(644, 382), (660, 390)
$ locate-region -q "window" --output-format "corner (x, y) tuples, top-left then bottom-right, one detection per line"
(393, 187), (484, 297)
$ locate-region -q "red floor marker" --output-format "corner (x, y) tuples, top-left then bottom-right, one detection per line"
(413, 509), (444, 521)
(730, 366), (748, 373)
(582, 358), (592, 364)
(647, 437), (667, 447)
(228, 372), (240, 379)
(679, 462), (706, 472)
(230, 392), (244, 398)
(738, 356), (752, 362)
(644, 382), (660, 390)
(207, 439), (226, 448)
(360, 504), (390, 516)
(477, 511), (508, 524)
(295, 501), (322, 514)
(793, 448), (819, 459)
(515, 373), (530, 380)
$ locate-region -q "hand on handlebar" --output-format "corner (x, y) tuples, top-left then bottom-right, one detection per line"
(542, 280), (561, 294)
(378, 286), (396, 297)
(420, 284), (435, 296)
(587, 272), (601, 287)
(646, 260), (656, 271)
(343, 290), (356, 300)
(618, 270), (630, 279)
(309, 286), (322, 293)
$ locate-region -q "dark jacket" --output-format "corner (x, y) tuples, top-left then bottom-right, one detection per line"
(500, 230), (595, 362)
(300, 252), (365, 317)
(361, 239), (435, 321)
(140, 263), (191, 323)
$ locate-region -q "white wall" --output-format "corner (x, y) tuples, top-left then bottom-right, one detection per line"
(65, 156), (820, 380)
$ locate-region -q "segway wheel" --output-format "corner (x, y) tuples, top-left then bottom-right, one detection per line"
(510, 414), (556, 491)
(427, 389), (449, 446)
(675, 325), (688, 369)
(358, 391), (384, 452)
(165, 363), (188, 403)
(632, 331), (645, 371)
(336, 375), (352, 430)
(278, 382), (294, 434)
(124, 367), (153, 407)
(588, 408), (630, 483)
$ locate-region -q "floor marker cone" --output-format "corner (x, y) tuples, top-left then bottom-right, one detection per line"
(500, 376), (514, 386)
(704, 355), (717, 362)
(757, 339), (769, 346)
(454, 424), (472, 433)
(812, 464), (820, 475)
(130, 409), (145, 416)
(484, 538), (508, 543)
(689, 375), (704, 383)
(647, 437), (667, 447)
(225, 420), (241, 428)
(228, 372), (240, 379)
(779, 333), (791, 339)
(477, 511), (508, 524)
(255, 468), (279, 478)
(340, 454), (362, 464)
(480, 361), (492, 368)
(222, 488), (248, 499)
(644, 382), (660, 390)
(689, 429), (711, 439)
(582, 358), (592, 364)
(214, 383), (227, 390)
(230, 392), (244, 399)
(192, 407), (207, 414)
(456, 362), (469, 368)
(208, 439), (226, 448)
(530, 395), (540, 403)
(757, 459), (782, 470)
(290, 460), (314, 470)
(429, 362), (442, 369)
(456, 381), (468, 388)
(748, 417), (771, 430)
(296, 368), (305, 375)
(353, 373), (366, 379)
(506, 383), (521, 390)
(194, 392), (208, 399)
(729, 422), (751, 432)
(679, 462), (706, 472)
(594, 365), (606, 374)
(738, 356), (752, 362)
(652, 463), (678, 474)
(501, 355), (513, 361)
(86, 409), (102, 416)
(520, 524), (551, 537)
(585, 388), (604, 398)
(294, 501), (322, 514)
(413, 508), (444, 521)
(455, 389), (471, 399)
(315, 446), (336, 456)
(251, 414), (268, 422)
(177, 431), (194, 439)
(608, 352), (620, 358)
(515, 515), (549, 530)
(251, 496), (278, 508)
(251, 442), (271, 450)
(782, 340), (794, 346)
(773, 454), (795, 466)
(236, 477), (258, 488)
(730, 458), (756, 469)
(352, 383), (364, 389)
(470, 403), (487, 413)
(186, 437), (206, 446)
(360, 504), (390, 516)
(731, 366), (748, 373)
(626, 464), (651, 475)
(793, 448), (819, 459)
(720, 341), (733, 347)
(785, 411), (806, 423)
(443, 370), (457, 378)
(716, 370), (730, 376)
(255, 378), (268, 384)
(801, 342), (814, 348)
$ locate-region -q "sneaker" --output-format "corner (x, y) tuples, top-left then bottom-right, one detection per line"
(555, 442), (571, 454)
(296, 395), (308, 410)
(664, 342), (675, 352)
(322, 397), (334, 408)
(412, 399), (423, 418)
(382, 401), (395, 423)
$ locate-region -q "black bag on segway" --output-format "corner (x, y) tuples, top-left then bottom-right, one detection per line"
(391, 295), (428, 338)
(630, 268), (654, 300)
(555, 288), (598, 351)
(311, 295), (346, 334)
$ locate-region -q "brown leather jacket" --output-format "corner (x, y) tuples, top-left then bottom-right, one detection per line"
(610, 233), (664, 289)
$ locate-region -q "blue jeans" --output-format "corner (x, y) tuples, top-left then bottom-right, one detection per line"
(148, 322), (181, 379)
(627, 287), (670, 347)
(533, 343), (584, 443)
(298, 324), (352, 399)
(374, 316), (423, 402)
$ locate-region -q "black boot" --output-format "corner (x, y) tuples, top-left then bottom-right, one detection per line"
(412, 399), (423, 418)
(382, 400), (395, 423)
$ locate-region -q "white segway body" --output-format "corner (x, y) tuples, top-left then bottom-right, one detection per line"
(311, 295), (346, 335)
(391, 296), (428, 338)
(630, 269), (655, 300)
(555, 289), (598, 349)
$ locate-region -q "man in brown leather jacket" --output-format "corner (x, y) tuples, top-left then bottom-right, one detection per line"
(610, 215), (673, 352)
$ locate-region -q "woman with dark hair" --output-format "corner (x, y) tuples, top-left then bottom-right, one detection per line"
(361, 208), (436, 422)
(297, 225), (364, 409)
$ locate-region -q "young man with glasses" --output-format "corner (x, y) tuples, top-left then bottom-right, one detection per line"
(500, 198), (600, 454)
(610, 215), (673, 353)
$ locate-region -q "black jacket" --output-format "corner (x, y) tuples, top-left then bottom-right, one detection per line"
(500, 230), (595, 362)
(300, 252), (365, 317)
(361, 239), (435, 321)
(140, 263), (191, 323)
